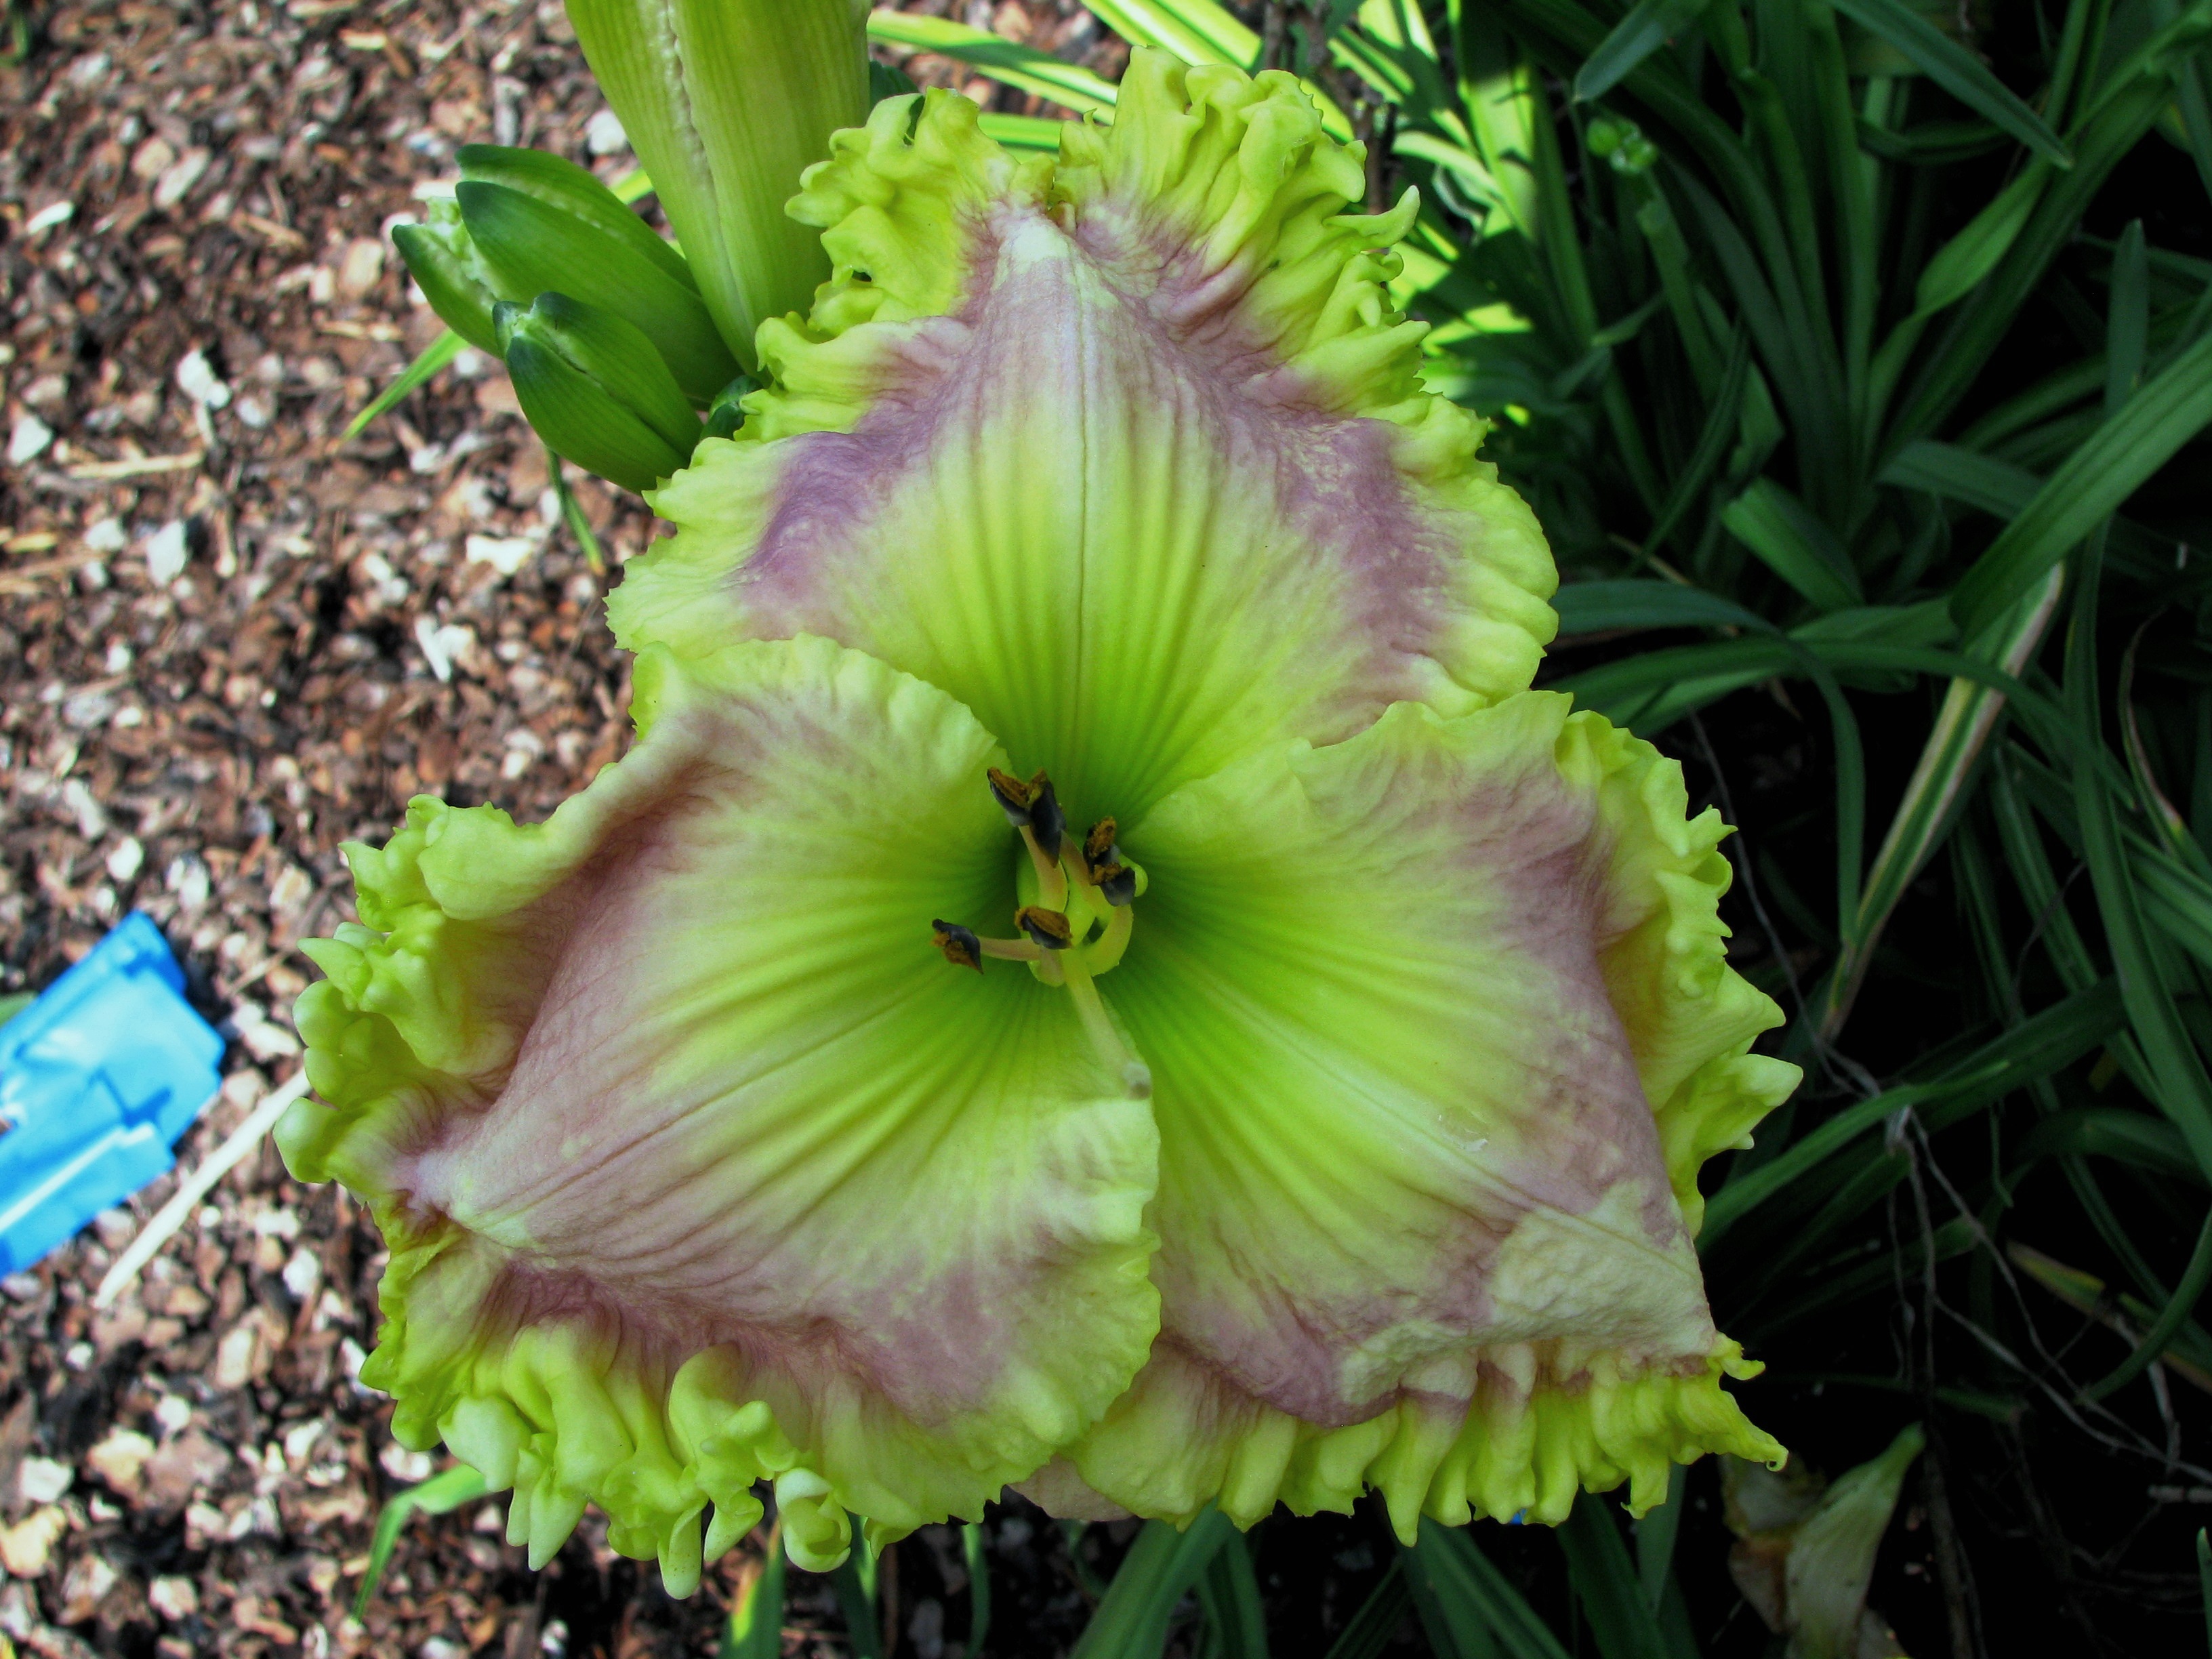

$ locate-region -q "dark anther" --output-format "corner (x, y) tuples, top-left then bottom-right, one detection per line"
(1015, 906), (1074, 951)
(987, 768), (1036, 827)
(1027, 773), (1066, 853)
(931, 920), (984, 972)
(1097, 863), (1136, 907)
(1082, 818), (1119, 870)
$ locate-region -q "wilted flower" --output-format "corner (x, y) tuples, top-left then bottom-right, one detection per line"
(285, 52), (1795, 1592)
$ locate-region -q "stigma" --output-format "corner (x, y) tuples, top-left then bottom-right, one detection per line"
(930, 768), (1151, 1099)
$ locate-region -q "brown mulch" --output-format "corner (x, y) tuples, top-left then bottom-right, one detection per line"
(0, 2), (1134, 1654)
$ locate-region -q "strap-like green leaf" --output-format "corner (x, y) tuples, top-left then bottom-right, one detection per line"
(1320, 1563), (1412, 1659)
(1572, 0), (1712, 103)
(1071, 1513), (1238, 1659)
(866, 12), (1118, 113)
(1559, 1497), (1677, 1659)
(1950, 329), (2212, 637)
(1826, 0), (2071, 163)
(1404, 1525), (1570, 1659)
(719, 1522), (786, 1659)
(1084, 0), (1258, 67)
(1721, 478), (1863, 611)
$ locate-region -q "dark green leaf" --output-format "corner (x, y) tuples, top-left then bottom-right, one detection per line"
(1721, 478), (1863, 611)
(457, 143), (696, 291)
(964, 1523), (993, 1657)
(1195, 1536), (1269, 1659)
(1551, 579), (1772, 635)
(1404, 1524), (1569, 1659)
(1071, 1513), (1238, 1659)
(1559, 1497), (1673, 1659)
(1573, 0), (1713, 103)
(1322, 1562), (1413, 1659)
(1951, 330), (2212, 638)
(1825, 0), (2070, 163)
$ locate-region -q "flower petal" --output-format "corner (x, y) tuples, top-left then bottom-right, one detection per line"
(281, 637), (1160, 1576)
(1059, 693), (1794, 1534)
(608, 54), (1555, 817)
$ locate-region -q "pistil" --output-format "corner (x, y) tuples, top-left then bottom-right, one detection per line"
(933, 769), (1150, 1095)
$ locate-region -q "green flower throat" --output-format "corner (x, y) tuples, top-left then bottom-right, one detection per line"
(934, 767), (1152, 1098)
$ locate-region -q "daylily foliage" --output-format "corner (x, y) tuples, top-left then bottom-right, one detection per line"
(287, 42), (1797, 1591)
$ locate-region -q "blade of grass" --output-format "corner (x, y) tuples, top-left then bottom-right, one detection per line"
(1702, 977), (2125, 1244)
(1551, 577), (1773, 634)
(2085, 1206), (2212, 1397)
(964, 1523), (993, 1656)
(977, 112), (1074, 152)
(720, 1521), (786, 1659)
(1322, 1561), (1413, 1659)
(342, 328), (466, 441)
(1818, 565), (2069, 1040)
(833, 1547), (884, 1659)
(1634, 1465), (1685, 1612)
(1721, 477), (1864, 611)
(1084, 0), (1258, 66)
(1892, 68), (2177, 445)
(354, 1464), (490, 1620)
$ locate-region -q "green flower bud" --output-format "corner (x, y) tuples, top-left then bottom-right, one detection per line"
(392, 201), (504, 356)
(701, 373), (758, 443)
(498, 292), (699, 495)
(563, 0), (870, 373)
(457, 178), (738, 406)
(457, 144), (698, 294)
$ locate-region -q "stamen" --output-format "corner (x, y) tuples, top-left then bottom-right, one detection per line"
(1082, 818), (1118, 869)
(1015, 906), (1074, 951)
(931, 920), (983, 972)
(1058, 949), (1151, 1099)
(986, 767), (1036, 826)
(1027, 773), (1067, 856)
(1095, 862), (1136, 907)
(1020, 823), (1069, 907)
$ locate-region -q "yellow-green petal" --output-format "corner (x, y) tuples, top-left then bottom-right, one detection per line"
(1049, 693), (1794, 1534)
(282, 637), (1160, 1576)
(609, 52), (1556, 820)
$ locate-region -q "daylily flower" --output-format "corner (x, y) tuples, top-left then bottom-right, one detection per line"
(283, 52), (1797, 1592)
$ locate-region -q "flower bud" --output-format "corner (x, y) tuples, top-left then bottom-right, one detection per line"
(391, 201), (504, 356)
(455, 153), (738, 405)
(562, 0), (869, 373)
(392, 146), (742, 406)
(496, 293), (700, 494)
